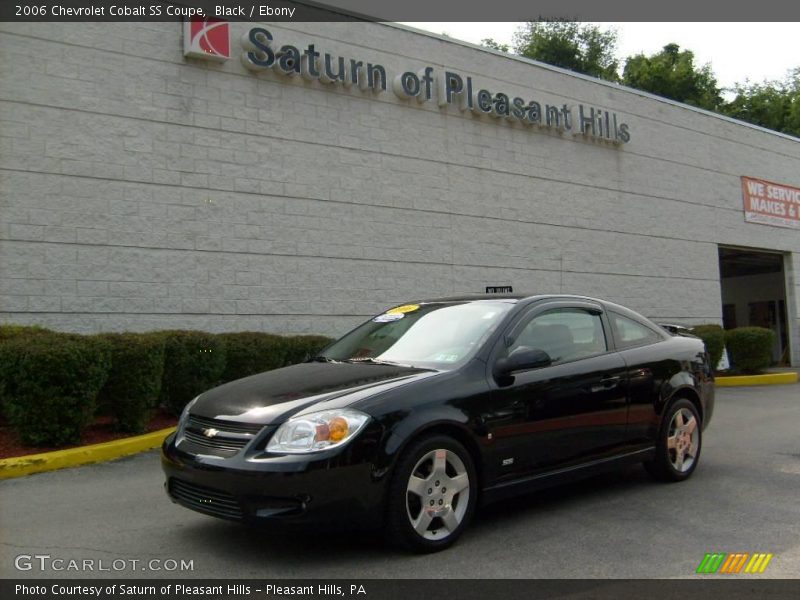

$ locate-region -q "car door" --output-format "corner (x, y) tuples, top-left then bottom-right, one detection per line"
(483, 302), (629, 481)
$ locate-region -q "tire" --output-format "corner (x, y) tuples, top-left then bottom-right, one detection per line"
(385, 434), (477, 553)
(644, 398), (702, 482)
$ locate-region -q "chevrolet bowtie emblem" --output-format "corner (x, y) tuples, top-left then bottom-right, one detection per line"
(202, 427), (219, 438)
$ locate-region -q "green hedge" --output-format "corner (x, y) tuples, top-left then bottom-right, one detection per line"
(218, 332), (288, 383)
(0, 325), (334, 445)
(0, 332), (111, 446)
(689, 324), (725, 370)
(159, 331), (227, 416)
(0, 325), (54, 416)
(0, 323), (53, 341)
(725, 327), (775, 374)
(96, 333), (166, 433)
(284, 335), (333, 365)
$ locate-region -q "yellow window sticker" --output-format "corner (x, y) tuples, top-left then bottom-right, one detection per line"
(386, 304), (420, 315)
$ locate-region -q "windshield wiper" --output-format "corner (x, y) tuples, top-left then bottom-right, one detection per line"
(345, 357), (410, 367)
(309, 356), (404, 366)
(345, 357), (439, 372)
(312, 356), (422, 369)
(308, 356), (341, 363)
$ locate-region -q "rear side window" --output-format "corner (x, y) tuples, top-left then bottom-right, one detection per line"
(610, 312), (663, 349)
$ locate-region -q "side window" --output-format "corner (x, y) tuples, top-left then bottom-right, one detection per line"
(610, 312), (662, 349)
(508, 309), (608, 364)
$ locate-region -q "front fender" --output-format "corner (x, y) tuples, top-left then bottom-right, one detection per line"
(384, 406), (473, 457)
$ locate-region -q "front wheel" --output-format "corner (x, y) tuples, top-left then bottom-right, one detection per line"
(644, 398), (702, 482)
(385, 434), (477, 553)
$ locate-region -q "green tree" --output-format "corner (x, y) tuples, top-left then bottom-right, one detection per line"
(511, 20), (620, 81)
(622, 43), (723, 111)
(481, 38), (510, 53)
(723, 68), (800, 137)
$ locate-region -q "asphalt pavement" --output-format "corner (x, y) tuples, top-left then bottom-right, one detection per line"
(2, 385), (799, 579)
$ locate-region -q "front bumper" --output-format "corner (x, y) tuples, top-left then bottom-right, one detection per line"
(161, 430), (388, 530)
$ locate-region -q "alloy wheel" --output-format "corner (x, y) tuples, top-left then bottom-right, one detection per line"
(666, 407), (699, 473)
(405, 448), (470, 541)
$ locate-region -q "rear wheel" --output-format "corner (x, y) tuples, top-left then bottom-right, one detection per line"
(645, 398), (702, 482)
(385, 434), (477, 553)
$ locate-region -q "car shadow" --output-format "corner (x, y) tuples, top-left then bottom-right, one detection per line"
(172, 465), (654, 567)
(473, 465), (652, 528)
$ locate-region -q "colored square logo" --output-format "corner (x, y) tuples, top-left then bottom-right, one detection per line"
(183, 17), (230, 61)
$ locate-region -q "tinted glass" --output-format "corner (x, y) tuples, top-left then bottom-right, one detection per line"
(509, 308), (607, 364)
(320, 301), (514, 369)
(610, 312), (663, 349)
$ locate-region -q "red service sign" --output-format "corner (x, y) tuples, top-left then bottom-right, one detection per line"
(183, 17), (230, 61)
(741, 176), (800, 230)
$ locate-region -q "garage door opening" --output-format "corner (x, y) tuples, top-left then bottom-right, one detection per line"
(718, 247), (790, 365)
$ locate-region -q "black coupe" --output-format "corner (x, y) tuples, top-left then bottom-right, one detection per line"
(162, 294), (714, 552)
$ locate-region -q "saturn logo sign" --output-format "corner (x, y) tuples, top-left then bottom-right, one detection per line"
(183, 17), (230, 61)
(202, 428), (220, 438)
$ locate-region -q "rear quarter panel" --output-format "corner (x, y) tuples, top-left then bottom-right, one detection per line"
(620, 336), (711, 445)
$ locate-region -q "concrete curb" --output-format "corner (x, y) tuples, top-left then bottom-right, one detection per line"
(0, 427), (176, 480)
(715, 372), (798, 387)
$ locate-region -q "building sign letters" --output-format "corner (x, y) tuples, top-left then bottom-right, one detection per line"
(741, 176), (800, 230)
(233, 26), (631, 146)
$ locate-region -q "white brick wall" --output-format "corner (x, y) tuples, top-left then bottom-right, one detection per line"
(0, 21), (799, 363)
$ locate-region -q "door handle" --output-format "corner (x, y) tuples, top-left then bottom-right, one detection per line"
(592, 375), (620, 392)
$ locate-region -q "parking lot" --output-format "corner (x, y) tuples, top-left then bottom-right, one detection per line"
(1, 385), (798, 579)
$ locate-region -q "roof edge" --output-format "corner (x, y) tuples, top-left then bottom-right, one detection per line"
(384, 22), (800, 144)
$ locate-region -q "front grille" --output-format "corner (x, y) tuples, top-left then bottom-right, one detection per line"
(168, 479), (244, 521)
(183, 430), (248, 452)
(187, 414), (264, 435)
(179, 415), (264, 457)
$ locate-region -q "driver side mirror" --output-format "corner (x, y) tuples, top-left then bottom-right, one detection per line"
(494, 347), (552, 379)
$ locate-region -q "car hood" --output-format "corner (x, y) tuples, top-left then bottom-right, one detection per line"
(190, 361), (439, 424)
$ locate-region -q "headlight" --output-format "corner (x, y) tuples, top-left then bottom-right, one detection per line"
(267, 409), (370, 454)
(178, 396), (199, 431)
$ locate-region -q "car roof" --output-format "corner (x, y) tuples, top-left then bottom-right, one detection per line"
(405, 294), (657, 324)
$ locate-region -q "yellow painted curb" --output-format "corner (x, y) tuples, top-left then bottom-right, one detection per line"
(0, 427), (176, 480)
(716, 372), (798, 387)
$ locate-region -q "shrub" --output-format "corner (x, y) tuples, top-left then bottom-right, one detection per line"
(725, 327), (775, 374)
(283, 335), (334, 366)
(0, 324), (55, 418)
(0, 333), (111, 446)
(218, 332), (288, 383)
(96, 333), (166, 433)
(159, 331), (226, 415)
(0, 323), (53, 341)
(689, 324), (725, 370)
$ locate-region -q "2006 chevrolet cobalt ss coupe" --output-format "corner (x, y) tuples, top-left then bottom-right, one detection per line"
(162, 294), (714, 552)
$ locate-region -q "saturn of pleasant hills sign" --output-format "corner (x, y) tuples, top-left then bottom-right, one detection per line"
(238, 27), (631, 145)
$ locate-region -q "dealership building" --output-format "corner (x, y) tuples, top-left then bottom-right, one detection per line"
(0, 19), (799, 365)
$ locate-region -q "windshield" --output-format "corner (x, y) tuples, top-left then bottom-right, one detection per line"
(318, 301), (514, 370)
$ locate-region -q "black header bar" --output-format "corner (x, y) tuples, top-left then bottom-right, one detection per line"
(3, 579), (800, 600)
(1, 0), (799, 22)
